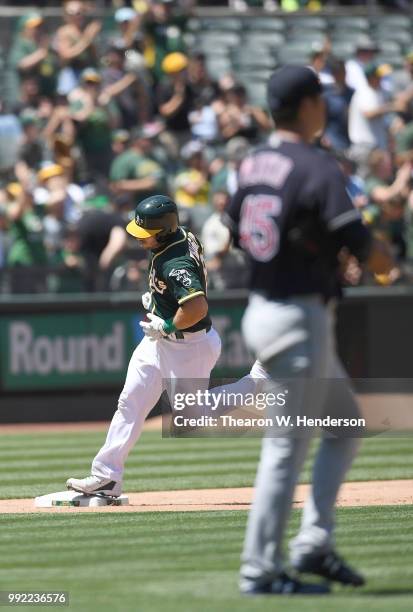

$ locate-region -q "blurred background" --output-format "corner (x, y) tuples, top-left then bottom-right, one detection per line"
(1, 0), (413, 421)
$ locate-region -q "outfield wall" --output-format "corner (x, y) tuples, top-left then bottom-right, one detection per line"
(0, 288), (412, 422)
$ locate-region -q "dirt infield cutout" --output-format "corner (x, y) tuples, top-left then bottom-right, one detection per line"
(1, 417), (412, 513)
(0, 480), (411, 514)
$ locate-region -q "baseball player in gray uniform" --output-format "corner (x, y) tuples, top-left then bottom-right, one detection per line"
(225, 66), (394, 595)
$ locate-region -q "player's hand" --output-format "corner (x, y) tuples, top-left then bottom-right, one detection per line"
(140, 313), (168, 340)
(141, 291), (152, 311)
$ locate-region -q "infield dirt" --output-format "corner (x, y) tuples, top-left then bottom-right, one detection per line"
(0, 479), (411, 514)
(1, 416), (411, 515)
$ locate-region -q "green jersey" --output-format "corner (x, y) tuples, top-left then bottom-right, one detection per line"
(148, 227), (211, 333)
(110, 149), (167, 201)
(9, 37), (58, 97)
(7, 211), (47, 266)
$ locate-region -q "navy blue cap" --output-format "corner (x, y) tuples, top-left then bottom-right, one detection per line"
(267, 65), (322, 113)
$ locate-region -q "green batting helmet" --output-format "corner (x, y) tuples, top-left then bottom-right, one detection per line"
(126, 195), (179, 242)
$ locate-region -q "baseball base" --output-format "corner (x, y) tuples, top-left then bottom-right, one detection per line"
(34, 491), (129, 508)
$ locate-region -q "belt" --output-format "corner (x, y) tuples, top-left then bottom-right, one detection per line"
(168, 324), (211, 341)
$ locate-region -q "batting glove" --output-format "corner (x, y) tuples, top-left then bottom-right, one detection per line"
(140, 313), (177, 340)
(141, 291), (152, 311)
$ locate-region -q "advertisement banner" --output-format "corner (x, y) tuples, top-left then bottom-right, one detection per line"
(0, 306), (251, 392)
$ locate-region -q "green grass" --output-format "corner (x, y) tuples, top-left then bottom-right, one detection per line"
(0, 431), (412, 499)
(1, 506), (412, 612)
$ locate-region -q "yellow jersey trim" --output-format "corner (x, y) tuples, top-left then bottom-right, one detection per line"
(177, 291), (205, 305)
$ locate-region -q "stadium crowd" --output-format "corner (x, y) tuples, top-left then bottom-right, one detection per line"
(1, 0), (413, 293)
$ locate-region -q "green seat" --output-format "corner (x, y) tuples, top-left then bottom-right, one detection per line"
(244, 32), (285, 48)
(286, 16), (327, 31)
(236, 69), (274, 84)
(200, 18), (243, 32)
(373, 15), (411, 30)
(276, 47), (310, 65)
(277, 40), (312, 55)
(206, 57), (232, 79)
(187, 18), (201, 33)
(233, 54), (276, 71)
(378, 40), (402, 56)
(197, 41), (231, 57)
(197, 31), (241, 48)
(331, 41), (355, 61)
(287, 29), (326, 43)
(243, 17), (286, 32)
(375, 53), (404, 70)
(373, 27), (411, 49)
(243, 81), (268, 107)
(332, 30), (371, 44)
(331, 17), (370, 32)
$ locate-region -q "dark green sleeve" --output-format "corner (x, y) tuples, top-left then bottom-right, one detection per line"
(162, 257), (205, 305)
(9, 39), (32, 70)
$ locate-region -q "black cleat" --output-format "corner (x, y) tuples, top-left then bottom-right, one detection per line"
(293, 550), (365, 587)
(242, 571), (330, 595)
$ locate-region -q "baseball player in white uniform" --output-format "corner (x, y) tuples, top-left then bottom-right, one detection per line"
(67, 195), (267, 497)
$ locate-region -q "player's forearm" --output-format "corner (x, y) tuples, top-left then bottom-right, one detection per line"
(159, 94), (184, 117)
(99, 227), (127, 269)
(102, 73), (137, 99)
(18, 48), (47, 70)
(58, 35), (93, 61)
(172, 296), (208, 330)
(111, 177), (157, 193)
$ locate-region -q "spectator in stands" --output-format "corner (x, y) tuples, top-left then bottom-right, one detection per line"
(348, 62), (398, 172)
(0, 103), (22, 182)
(111, 129), (130, 157)
(404, 188), (413, 267)
(363, 149), (411, 260)
(216, 83), (271, 142)
(101, 42), (150, 129)
(35, 162), (84, 226)
(323, 57), (354, 151)
(157, 52), (194, 145)
(15, 110), (48, 181)
(67, 68), (119, 180)
(48, 224), (87, 293)
(188, 93), (219, 144)
(55, 1), (101, 96)
(143, 0), (189, 82)
(334, 151), (367, 210)
(309, 43), (334, 87)
(392, 50), (413, 123)
(112, 7), (140, 51)
(365, 150), (411, 208)
(346, 36), (379, 92)
(187, 53), (219, 108)
(187, 53), (219, 143)
(9, 12), (57, 100)
(210, 137), (250, 196)
(201, 187), (231, 280)
(395, 119), (413, 166)
(0, 204), (9, 273)
(109, 125), (167, 201)
(77, 201), (128, 291)
(4, 182), (48, 293)
(174, 141), (211, 227)
(12, 75), (42, 116)
(201, 186), (249, 289)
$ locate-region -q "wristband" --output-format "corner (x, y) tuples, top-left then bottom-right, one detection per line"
(163, 317), (177, 335)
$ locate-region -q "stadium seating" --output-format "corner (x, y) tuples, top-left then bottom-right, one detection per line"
(190, 12), (413, 90)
